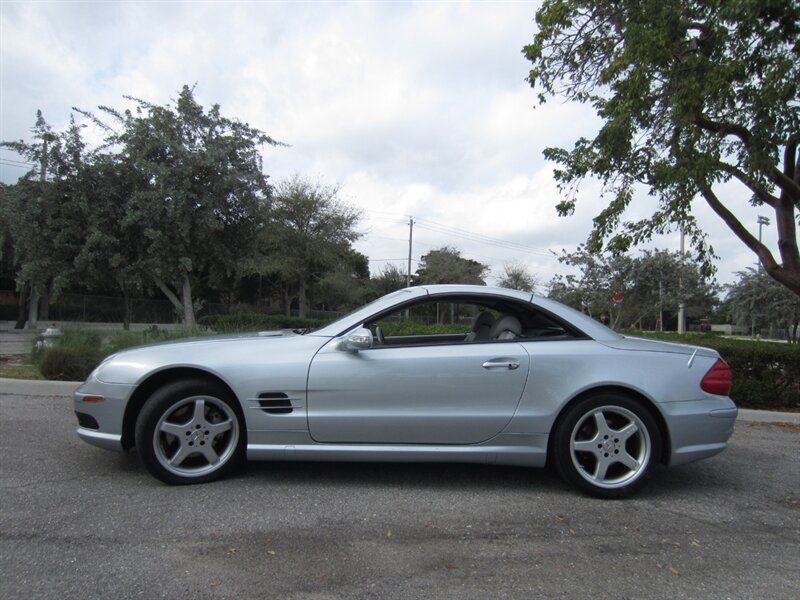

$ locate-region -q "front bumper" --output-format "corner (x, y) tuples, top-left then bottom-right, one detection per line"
(73, 377), (135, 452)
(76, 427), (124, 452)
(661, 395), (738, 466)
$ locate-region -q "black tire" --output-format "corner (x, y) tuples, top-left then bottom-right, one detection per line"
(134, 378), (246, 485)
(551, 393), (662, 499)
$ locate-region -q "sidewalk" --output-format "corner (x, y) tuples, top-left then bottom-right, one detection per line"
(1, 377), (798, 424)
(0, 378), (82, 396)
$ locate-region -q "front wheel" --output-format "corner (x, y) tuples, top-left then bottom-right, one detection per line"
(135, 378), (245, 485)
(551, 394), (662, 498)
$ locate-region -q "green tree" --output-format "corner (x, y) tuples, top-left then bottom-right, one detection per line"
(81, 85), (278, 327)
(313, 249), (371, 312)
(72, 153), (148, 329)
(369, 263), (408, 299)
(1, 112), (87, 326)
(414, 247), (488, 285)
(548, 246), (717, 330)
(727, 266), (800, 341)
(524, 1), (800, 296)
(259, 176), (361, 317)
(497, 263), (538, 292)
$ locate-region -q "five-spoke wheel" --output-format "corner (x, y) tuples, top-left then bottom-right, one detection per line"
(135, 379), (245, 485)
(552, 394), (661, 498)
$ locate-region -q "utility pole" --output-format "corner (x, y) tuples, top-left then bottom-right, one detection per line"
(658, 277), (664, 332)
(406, 217), (414, 288)
(677, 225), (686, 334)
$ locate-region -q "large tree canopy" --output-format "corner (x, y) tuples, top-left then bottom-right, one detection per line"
(414, 247), (488, 285)
(258, 175), (362, 317)
(524, 0), (800, 296)
(548, 247), (718, 329)
(81, 85), (279, 327)
(726, 266), (800, 341)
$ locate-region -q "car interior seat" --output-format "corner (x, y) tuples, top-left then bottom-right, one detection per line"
(465, 311), (495, 342)
(490, 315), (522, 340)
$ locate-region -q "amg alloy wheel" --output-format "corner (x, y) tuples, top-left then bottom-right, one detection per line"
(135, 379), (245, 485)
(552, 394), (662, 498)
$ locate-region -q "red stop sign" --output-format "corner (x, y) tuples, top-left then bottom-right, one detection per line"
(611, 291), (624, 303)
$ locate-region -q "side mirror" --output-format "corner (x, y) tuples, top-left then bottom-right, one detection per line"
(339, 327), (373, 352)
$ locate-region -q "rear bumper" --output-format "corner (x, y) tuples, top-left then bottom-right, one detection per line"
(661, 396), (737, 466)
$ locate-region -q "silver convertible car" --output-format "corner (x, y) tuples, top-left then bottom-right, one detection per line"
(74, 285), (737, 498)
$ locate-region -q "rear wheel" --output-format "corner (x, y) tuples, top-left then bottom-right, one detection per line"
(135, 379), (245, 485)
(552, 394), (662, 498)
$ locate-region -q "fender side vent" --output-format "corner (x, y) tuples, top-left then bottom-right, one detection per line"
(257, 392), (292, 414)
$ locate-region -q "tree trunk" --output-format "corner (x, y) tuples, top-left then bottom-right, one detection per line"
(152, 275), (188, 326)
(27, 287), (39, 329)
(121, 281), (131, 331)
(283, 287), (291, 317)
(181, 275), (196, 329)
(15, 284), (28, 329)
(298, 280), (307, 318)
(39, 280), (52, 321)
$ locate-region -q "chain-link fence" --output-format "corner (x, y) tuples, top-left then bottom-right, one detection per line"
(0, 291), (344, 324)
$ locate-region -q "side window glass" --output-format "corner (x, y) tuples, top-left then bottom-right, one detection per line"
(369, 301), (492, 345)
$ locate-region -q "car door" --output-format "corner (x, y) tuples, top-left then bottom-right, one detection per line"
(306, 340), (531, 444)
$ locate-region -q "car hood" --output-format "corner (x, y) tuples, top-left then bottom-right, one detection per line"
(599, 335), (719, 358)
(93, 329), (332, 385)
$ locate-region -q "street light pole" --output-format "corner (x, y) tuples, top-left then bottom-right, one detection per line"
(756, 215), (770, 271)
(406, 217), (414, 287)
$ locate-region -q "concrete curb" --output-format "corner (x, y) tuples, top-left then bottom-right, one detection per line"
(1, 377), (798, 423)
(0, 378), (82, 397)
(736, 408), (800, 424)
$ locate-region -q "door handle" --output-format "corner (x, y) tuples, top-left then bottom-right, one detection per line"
(482, 360), (520, 370)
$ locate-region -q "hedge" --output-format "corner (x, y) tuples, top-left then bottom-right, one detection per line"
(198, 313), (326, 333)
(378, 320), (467, 336)
(625, 331), (800, 411)
(34, 328), (105, 381)
(33, 327), (197, 381)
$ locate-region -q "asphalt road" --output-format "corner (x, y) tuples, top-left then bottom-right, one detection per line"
(1, 394), (798, 600)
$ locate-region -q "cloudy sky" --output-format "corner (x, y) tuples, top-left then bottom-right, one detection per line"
(0, 1), (773, 288)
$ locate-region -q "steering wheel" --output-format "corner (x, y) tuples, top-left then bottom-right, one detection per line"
(375, 325), (385, 345)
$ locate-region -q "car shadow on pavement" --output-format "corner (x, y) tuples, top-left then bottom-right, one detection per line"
(244, 459), (567, 492)
(108, 447), (734, 498)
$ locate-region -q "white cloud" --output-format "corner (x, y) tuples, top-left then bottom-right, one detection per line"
(0, 0), (776, 288)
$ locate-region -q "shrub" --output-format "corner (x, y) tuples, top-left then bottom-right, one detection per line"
(378, 320), (467, 336)
(198, 313), (326, 333)
(625, 331), (800, 411)
(103, 327), (199, 355)
(38, 346), (102, 381)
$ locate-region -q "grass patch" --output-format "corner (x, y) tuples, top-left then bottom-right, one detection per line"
(0, 355), (44, 380)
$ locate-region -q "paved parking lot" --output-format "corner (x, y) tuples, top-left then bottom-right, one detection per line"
(1, 393), (798, 599)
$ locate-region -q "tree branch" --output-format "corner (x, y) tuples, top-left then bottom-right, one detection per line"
(697, 182), (800, 296)
(695, 115), (800, 200)
(718, 161), (779, 206)
(151, 275), (183, 312)
(696, 183), (778, 270)
(694, 115), (752, 145)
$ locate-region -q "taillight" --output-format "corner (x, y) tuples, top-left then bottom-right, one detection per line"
(700, 358), (732, 396)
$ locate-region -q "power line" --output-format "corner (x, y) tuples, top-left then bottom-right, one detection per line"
(362, 209), (558, 259)
(0, 160), (35, 169)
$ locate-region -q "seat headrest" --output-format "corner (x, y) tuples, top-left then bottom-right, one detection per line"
(471, 311), (495, 331)
(490, 315), (522, 339)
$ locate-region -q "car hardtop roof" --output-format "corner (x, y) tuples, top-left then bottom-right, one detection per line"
(418, 284), (534, 302)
